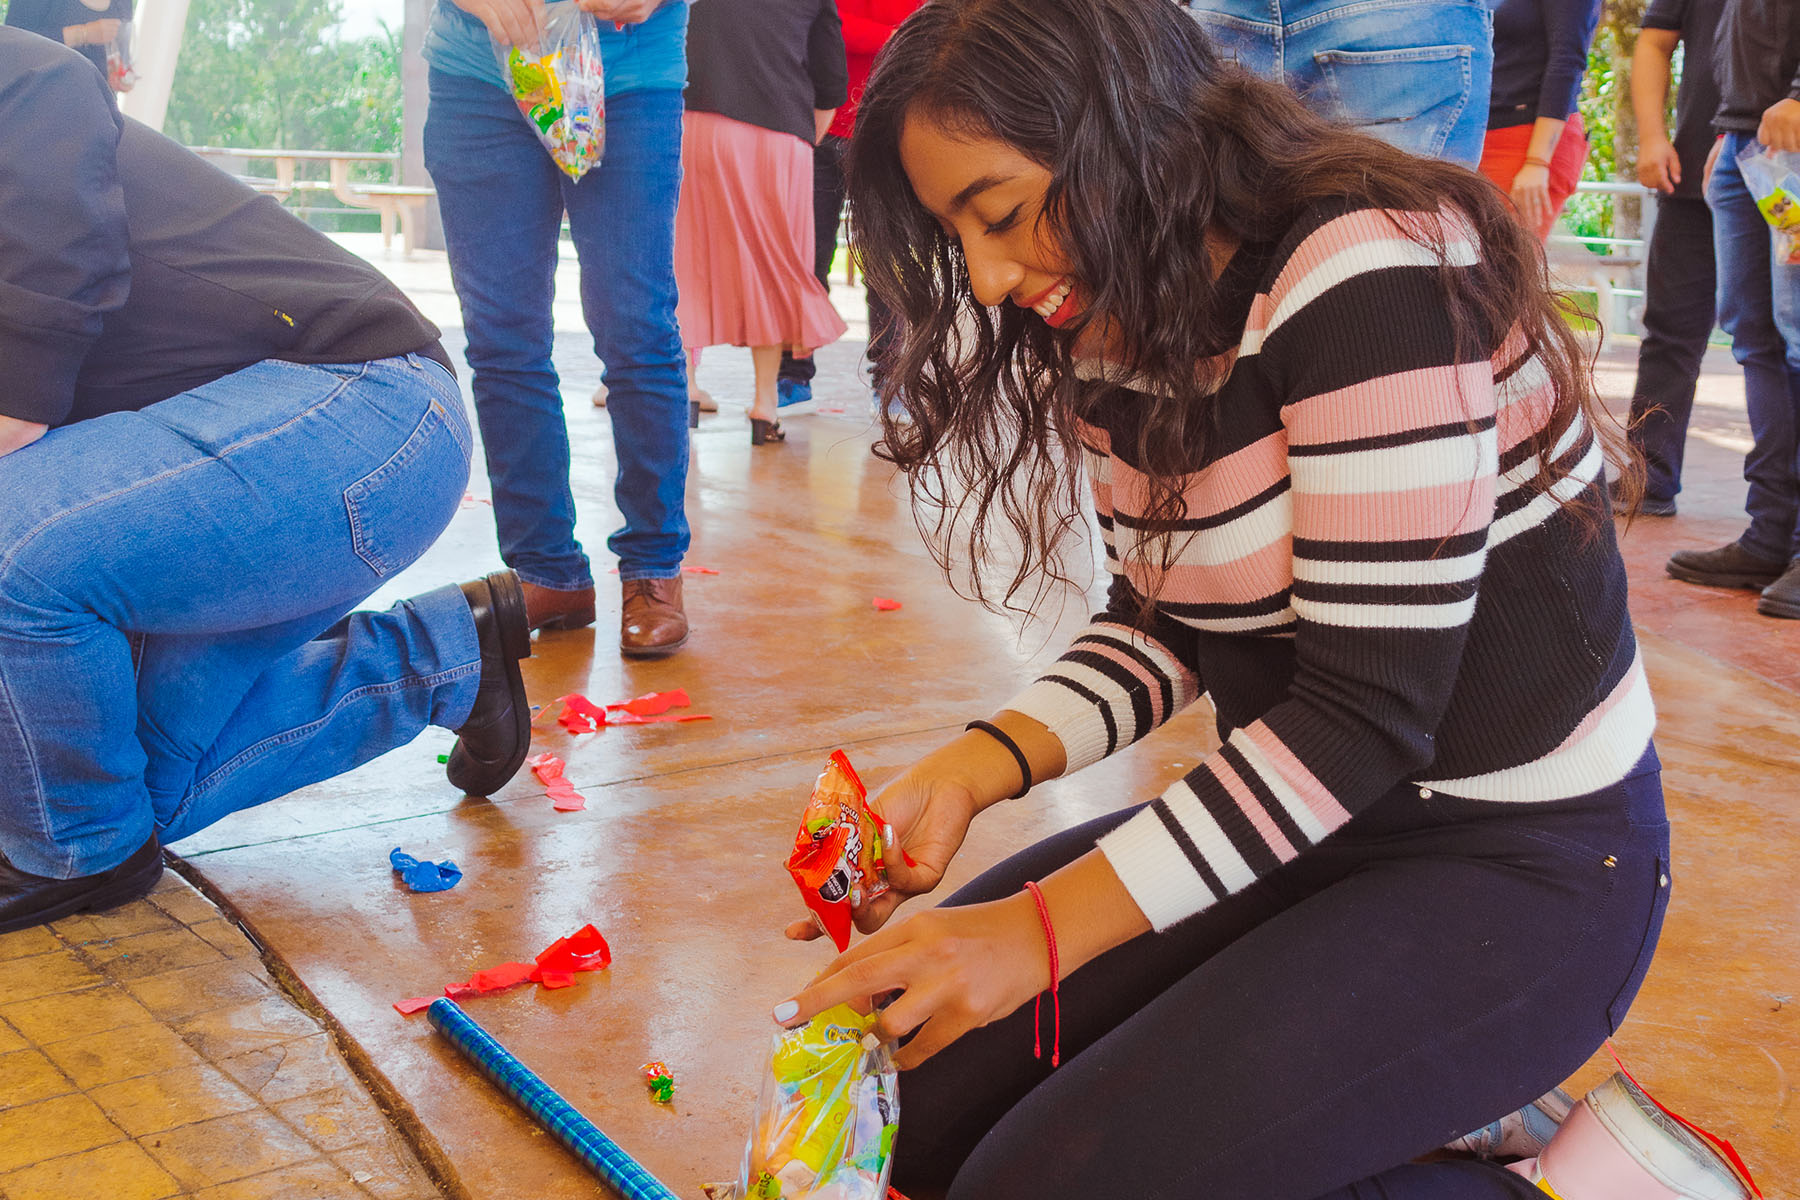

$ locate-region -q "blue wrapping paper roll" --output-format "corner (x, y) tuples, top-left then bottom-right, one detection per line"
(427, 997), (680, 1200)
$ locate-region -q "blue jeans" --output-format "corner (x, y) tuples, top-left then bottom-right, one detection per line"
(1708, 132), (1800, 563)
(424, 72), (691, 589)
(1185, 0), (1494, 169)
(0, 356), (482, 879)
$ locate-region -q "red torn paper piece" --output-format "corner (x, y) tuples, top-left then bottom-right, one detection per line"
(610, 688), (690, 716)
(460, 493), (492, 507)
(528, 753), (588, 811)
(534, 923), (613, 975)
(536, 970), (577, 989)
(445, 960), (537, 998)
(394, 996), (435, 1015)
(607, 711), (713, 726)
(555, 694), (608, 734)
(683, 566), (721, 575)
(873, 597), (903, 611)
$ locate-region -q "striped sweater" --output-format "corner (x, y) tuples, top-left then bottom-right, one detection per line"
(1003, 204), (1653, 931)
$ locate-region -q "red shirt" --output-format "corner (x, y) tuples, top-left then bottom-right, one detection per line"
(828, 0), (923, 139)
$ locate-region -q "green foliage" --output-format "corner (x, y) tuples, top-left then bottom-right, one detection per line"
(163, 0), (401, 157)
(1567, 0), (1654, 243)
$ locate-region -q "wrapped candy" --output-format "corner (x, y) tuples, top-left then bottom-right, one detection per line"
(1736, 142), (1800, 266)
(787, 753), (891, 953)
(707, 1004), (899, 1200)
(641, 1061), (675, 1105)
(493, 3), (606, 181)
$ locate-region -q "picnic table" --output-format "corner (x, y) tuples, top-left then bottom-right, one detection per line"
(188, 146), (436, 255)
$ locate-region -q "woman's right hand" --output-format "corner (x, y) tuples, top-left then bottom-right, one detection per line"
(456, 0), (542, 48)
(784, 758), (983, 942)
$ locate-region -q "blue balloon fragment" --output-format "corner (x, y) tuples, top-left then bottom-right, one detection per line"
(390, 846), (463, 893)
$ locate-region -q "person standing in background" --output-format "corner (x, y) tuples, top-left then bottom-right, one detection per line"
(1620, 0), (1726, 519)
(675, 0), (848, 446)
(421, 0), (696, 658)
(1183, 0), (1496, 170)
(4, 0), (132, 94)
(1664, 0), (1800, 616)
(774, 0), (922, 412)
(1479, 0), (1601, 240)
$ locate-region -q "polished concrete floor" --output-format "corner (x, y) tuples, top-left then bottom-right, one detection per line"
(9, 234), (1796, 1198)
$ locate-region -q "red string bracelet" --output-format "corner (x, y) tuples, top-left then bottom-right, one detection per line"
(1022, 880), (1061, 1067)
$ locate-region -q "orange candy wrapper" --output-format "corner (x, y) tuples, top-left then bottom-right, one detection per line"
(787, 752), (891, 952)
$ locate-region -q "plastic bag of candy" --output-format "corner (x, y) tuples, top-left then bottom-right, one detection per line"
(492, 3), (605, 181)
(787, 752), (893, 953)
(1735, 141), (1800, 265)
(705, 1004), (900, 1200)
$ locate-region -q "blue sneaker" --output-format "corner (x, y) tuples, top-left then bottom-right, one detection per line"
(776, 377), (812, 409)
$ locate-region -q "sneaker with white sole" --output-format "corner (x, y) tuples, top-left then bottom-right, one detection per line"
(1446, 1087), (1575, 1159)
(1507, 1073), (1755, 1200)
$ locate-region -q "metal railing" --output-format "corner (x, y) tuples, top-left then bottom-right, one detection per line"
(1547, 180), (1660, 336)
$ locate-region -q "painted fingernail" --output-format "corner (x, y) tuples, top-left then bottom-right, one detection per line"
(771, 1000), (799, 1024)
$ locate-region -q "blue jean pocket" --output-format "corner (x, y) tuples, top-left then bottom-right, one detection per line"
(1314, 44), (1473, 159)
(344, 398), (470, 577)
(1606, 850), (1672, 1033)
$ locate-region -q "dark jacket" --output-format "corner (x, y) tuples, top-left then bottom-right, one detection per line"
(1711, 0), (1800, 133)
(1488, 0), (1602, 129)
(0, 29), (447, 428)
(684, 0), (848, 144)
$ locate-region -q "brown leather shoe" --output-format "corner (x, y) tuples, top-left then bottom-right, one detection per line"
(620, 576), (688, 657)
(521, 581), (596, 631)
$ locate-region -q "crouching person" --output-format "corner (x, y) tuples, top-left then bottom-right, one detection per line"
(0, 27), (532, 933)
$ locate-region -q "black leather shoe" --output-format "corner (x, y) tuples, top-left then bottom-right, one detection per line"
(446, 570), (533, 796)
(0, 836), (164, 934)
(1609, 480), (1676, 517)
(1757, 560), (1800, 619)
(1666, 541), (1787, 590)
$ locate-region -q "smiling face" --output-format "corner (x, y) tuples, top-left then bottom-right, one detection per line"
(898, 111), (1082, 327)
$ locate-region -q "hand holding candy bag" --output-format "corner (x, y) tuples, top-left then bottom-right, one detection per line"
(705, 1004), (900, 1200)
(493, 3), (606, 181)
(787, 753), (894, 952)
(1735, 141), (1800, 266)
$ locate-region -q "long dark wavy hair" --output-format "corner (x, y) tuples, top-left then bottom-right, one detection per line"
(847, 0), (1635, 617)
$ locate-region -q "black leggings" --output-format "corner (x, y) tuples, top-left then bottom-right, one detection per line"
(891, 752), (1671, 1200)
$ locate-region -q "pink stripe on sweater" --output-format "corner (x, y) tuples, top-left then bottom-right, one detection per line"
(1496, 371), (1557, 458)
(1241, 721), (1353, 829)
(1294, 475), (1495, 543)
(1078, 640), (1172, 729)
(1284, 362), (1495, 446)
(1123, 537), (1293, 607)
(1207, 755), (1301, 862)
(1106, 434), (1287, 526)
(1266, 208), (1475, 313)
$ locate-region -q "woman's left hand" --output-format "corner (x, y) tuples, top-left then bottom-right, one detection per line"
(1510, 162), (1553, 235)
(774, 892), (1050, 1069)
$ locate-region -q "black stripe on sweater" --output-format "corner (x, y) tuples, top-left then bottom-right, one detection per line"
(1287, 416), (1495, 457)
(1292, 529), (1488, 563)
(1210, 743), (1288, 876)
(1290, 577), (1480, 607)
(1062, 649), (1155, 738)
(1224, 741), (1312, 854)
(1111, 478), (1292, 534)
(1071, 630), (1176, 718)
(1048, 675), (1119, 757)
(1151, 796), (1227, 900)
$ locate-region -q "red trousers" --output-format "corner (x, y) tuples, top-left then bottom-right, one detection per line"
(1479, 114), (1588, 241)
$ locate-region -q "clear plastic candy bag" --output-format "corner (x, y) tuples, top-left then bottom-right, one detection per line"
(1735, 140), (1800, 266)
(706, 1004), (899, 1200)
(493, 3), (606, 181)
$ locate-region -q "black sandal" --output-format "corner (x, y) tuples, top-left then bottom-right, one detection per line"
(750, 417), (786, 445)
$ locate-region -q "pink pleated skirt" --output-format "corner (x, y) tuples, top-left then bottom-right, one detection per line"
(674, 110), (848, 352)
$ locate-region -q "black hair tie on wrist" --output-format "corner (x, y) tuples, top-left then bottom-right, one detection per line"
(965, 720), (1033, 799)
